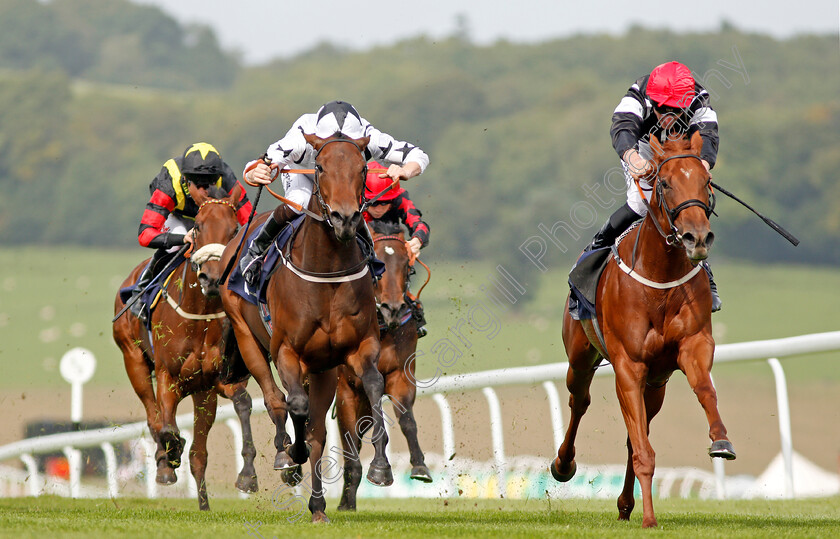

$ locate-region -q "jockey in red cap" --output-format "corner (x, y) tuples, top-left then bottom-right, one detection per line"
(584, 61), (722, 312)
(364, 162), (430, 337)
(363, 164), (429, 257)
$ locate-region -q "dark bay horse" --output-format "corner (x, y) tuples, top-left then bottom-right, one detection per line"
(551, 131), (735, 528)
(336, 223), (432, 511)
(220, 133), (391, 523)
(113, 184), (257, 510)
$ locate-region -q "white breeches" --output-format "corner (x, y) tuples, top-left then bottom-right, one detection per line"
(163, 214), (191, 253)
(281, 171), (315, 214)
(624, 140), (653, 217)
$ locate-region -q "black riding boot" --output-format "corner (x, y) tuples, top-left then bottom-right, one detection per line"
(701, 261), (722, 313)
(240, 204), (298, 287)
(129, 248), (170, 322)
(584, 203), (641, 252)
(408, 297), (428, 338)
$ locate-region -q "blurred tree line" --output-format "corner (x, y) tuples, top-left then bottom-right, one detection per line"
(0, 0), (838, 295)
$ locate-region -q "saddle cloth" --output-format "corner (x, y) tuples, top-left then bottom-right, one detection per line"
(567, 247), (612, 321)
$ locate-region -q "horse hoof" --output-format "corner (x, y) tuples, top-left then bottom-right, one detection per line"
(366, 463), (394, 486)
(311, 512), (330, 524)
(235, 473), (258, 494)
(550, 458), (576, 482)
(274, 450), (297, 471)
(285, 442), (311, 465)
(281, 465), (303, 486)
(410, 465), (433, 483)
(155, 467), (178, 485)
(336, 503), (356, 512)
(709, 440), (737, 460)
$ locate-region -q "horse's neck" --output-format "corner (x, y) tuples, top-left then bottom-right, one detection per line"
(629, 213), (694, 281)
(293, 217), (363, 273)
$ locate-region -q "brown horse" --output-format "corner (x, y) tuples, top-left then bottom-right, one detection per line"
(335, 223), (432, 511)
(220, 134), (391, 523)
(551, 131), (735, 528)
(113, 183), (257, 510)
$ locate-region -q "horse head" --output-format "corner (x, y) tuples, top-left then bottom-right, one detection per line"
(371, 223), (412, 329)
(189, 182), (241, 296)
(303, 132), (371, 243)
(648, 131), (715, 262)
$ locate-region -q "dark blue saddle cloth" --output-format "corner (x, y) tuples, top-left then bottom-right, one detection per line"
(227, 216), (385, 307)
(119, 254), (186, 330)
(567, 247), (612, 321)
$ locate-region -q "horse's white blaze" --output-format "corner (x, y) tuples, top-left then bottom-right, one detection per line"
(384, 246), (395, 255)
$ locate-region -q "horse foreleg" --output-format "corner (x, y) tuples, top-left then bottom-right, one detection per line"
(189, 390), (217, 511)
(347, 337), (392, 487)
(304, 369), (338, 523)
(617, 382), (667, 521)
(154, 367), (184, 485)
(613, 358), (658, 528)
(275, 346), (310, 466)
(217, 381), (259, 493)
(115, 323), (161, 441)
(386, 374), (432, 483)
(553, 318), (600, 482)
(678, 335), (736, 459)
(336, 371), (365, 511)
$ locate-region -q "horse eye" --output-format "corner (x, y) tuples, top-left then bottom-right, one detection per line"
(315, 164), (324, 173)
(660, 180), (671, 190)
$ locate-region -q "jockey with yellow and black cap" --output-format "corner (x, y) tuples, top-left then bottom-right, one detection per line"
(128, 142), (253, 321)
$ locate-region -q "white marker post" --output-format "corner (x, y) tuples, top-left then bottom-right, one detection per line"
(59, 347), (96, 498)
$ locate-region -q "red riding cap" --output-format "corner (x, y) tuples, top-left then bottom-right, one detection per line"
(365, 163), (405, 202)
(647, 61), (695, 109)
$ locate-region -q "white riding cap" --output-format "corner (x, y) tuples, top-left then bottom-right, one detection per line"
(314, 101), (365, 139)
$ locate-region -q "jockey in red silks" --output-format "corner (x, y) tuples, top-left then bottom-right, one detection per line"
(129, 142), (252, 321)
(364, 162), (430, 337)
(585, 61), (722, 311)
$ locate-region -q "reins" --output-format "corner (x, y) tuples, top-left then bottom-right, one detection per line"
(373, 234), (432, 300)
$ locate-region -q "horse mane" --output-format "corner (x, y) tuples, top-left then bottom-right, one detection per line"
(370, 220), (405, 237)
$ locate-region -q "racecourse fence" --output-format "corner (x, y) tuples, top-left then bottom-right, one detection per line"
(1, 331), (839, 501)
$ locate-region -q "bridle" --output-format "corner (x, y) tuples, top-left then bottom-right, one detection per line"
(189, 198), (238, 273)
(372, 234), (414, 327)
(311, 138), (367, 228)
(640, 153), (716, 247)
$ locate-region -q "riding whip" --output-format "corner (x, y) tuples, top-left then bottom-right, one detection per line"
(113, 243), (190, 322)
(710, 181), (800, 246)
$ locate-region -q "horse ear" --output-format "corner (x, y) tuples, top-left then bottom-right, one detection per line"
(188, 181), (208, 205)
(303, 132), (326, 151)
(354, 136), (371, 153)
(227, 183), (242, 206)
(648, 135), (665, 163)
(690, 130), (703, 156)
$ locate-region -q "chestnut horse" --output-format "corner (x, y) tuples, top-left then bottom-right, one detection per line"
(551, 131), (735, 528)
(220, 134), (391, 523)
(113, 184), (257, 510)
(336, 223), (432, 511)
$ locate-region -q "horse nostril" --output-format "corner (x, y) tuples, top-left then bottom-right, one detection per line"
(330, 211), (345, 225)
(705, 231), (715, 247)
(681, 232), (696, 245)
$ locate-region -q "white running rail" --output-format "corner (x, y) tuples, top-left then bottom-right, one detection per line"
(1, 331), (838, 500)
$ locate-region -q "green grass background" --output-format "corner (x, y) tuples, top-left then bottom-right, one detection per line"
(1, 247), (838, 391)
(1, 496), (838, 538)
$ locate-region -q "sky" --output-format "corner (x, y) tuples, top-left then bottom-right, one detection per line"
(134, 0), (840, 65)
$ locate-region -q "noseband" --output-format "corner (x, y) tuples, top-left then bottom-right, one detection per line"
(645, 154), (716, 247)
(312, 138), (367, 228)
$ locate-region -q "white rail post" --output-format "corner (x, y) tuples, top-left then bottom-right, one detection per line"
(180, 430), (196, 498)
(541, 381), (564, 452)
(100, 442), (119, 499)
(224, 418), (249, 499)
(142, 438), (157, 499)
(767, 357), (794, 498)
(20, 453), (40, 497)
(432, 393), (455, 497)
(62, 446), (82, 498)
(482, 387), (506, 499)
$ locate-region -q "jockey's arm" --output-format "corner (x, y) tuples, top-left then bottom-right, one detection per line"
(382, 161), (422, 182)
